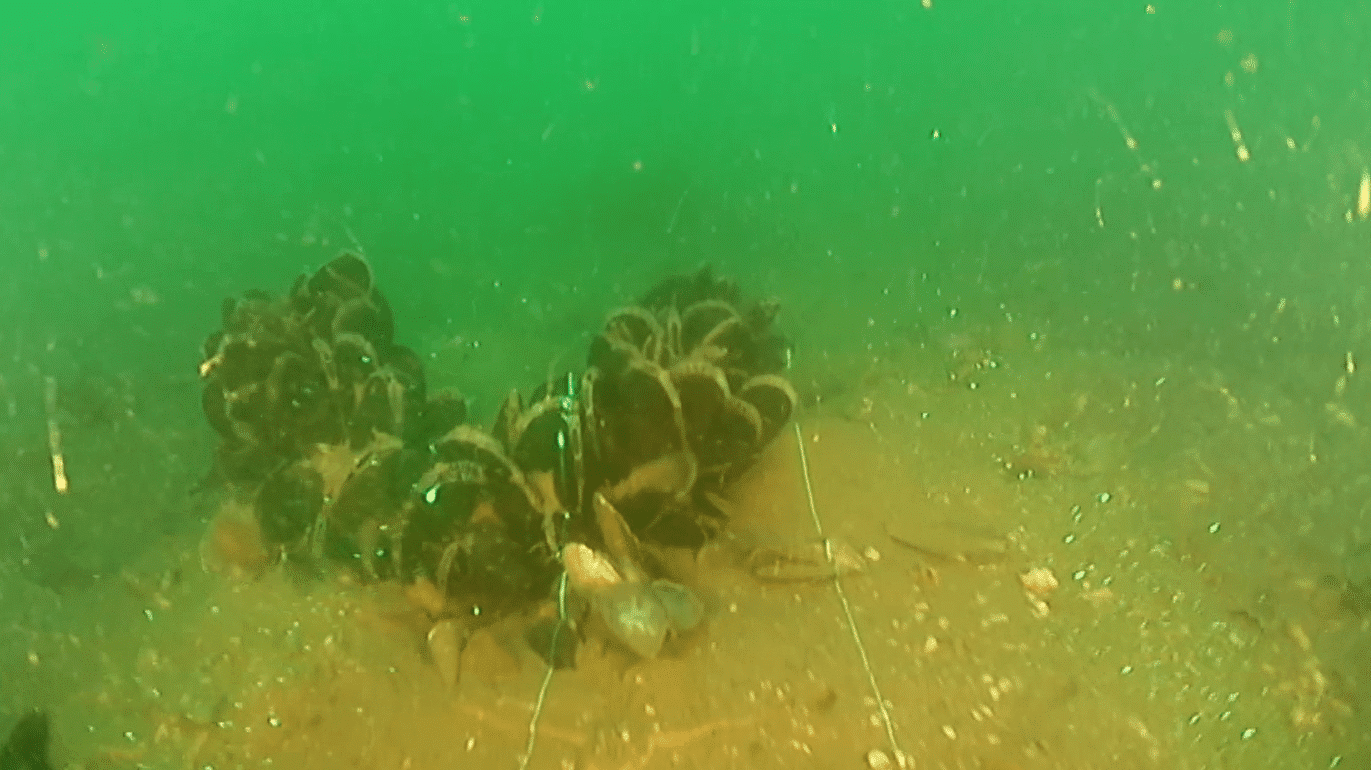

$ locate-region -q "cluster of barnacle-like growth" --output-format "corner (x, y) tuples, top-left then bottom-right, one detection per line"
(199, 255), (797, 662)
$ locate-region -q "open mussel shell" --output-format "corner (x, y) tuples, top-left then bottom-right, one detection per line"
(428, 425), (546, 540)
(672, 360), (728, 424)
(304, 252), (377, 302)
(708, 396), (763, 467)
(256, 461), (325, 547)
(602, 306), (664, 353)
(591, 578), (704, 659)
(458, 520), (546, 598)
(594, 581), (669, 659)
(679, 299), (740, 353)
(262, 350), (336, 441)
(650, 579), (705, 633)
(331, 296), (393, 349)
(739, 374), (799, 442)
(604, 452), (697, 531)
(394, 474), (481, 578)
(587, 332), (644, 381)
(350, 371), (406, 445)
(218, 291), (281, 338)
(671, 360), (732, 463)
(432, 426), (522, 484)
(223, 384), (272, 445)
(419, 517), (556, 609)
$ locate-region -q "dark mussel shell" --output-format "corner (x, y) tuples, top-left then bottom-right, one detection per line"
(213, 440), (278, 487)
(331, 332), (381, 391)
(638, 266), (739, 312)
(256, 461), (326, 547)
(223, 383), (272, 445)
(328, 443), (412, 535)
(331, 296), (394, 350)
(594, 361), (686, 474)
(602, 306), (663, 354)
(349, 371), (407, 446)
(695, 396), (762, 483)
(202, 382), (235, 440)
(587, 331), (642, 381)
(452, 520), (550, 600)
(219, 291), (282, 338)
(514, 403), (569, 471)
(264, 350), (337, 439)
(429, 426), (544, 531)
(671, 360), (730, 454)
(385, 344), (427, 411)
(432, 426), (524, 487)
(304, 252), (376, 302)
(212, 338), (280, 394)
(409, 389), (467, 447)
(739, 374), (799, 445)
(506, 395), (585, 518)
(606, 461), (713, 549)
(405, 516), (558, 612)
(398, 467), (552, 603)
(491, 389), (525, 453)
(679, 299), (741, 354)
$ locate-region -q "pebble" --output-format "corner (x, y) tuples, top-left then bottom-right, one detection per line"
(866, 748), (893, 769)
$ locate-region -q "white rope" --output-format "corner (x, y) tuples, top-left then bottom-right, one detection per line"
(517, 569), (568, 770)
(792, 421), (907, 766)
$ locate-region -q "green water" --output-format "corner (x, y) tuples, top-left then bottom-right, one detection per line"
(3, 1), (1370, 766)
(8, 2), (1366, 365)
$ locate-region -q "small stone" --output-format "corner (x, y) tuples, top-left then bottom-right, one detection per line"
(1019, 566), (1059, 596)
(563, 542), (623, 591)
(866, 748), (893, 769)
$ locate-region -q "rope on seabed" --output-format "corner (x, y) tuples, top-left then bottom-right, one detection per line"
(517, 569), (568, 770)
(793, 421), (909, 767)
(518, 422), (909, 767)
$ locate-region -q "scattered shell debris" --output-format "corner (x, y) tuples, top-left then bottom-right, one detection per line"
(1019, 566), (1059, 595)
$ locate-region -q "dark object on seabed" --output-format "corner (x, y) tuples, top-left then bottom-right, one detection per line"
(0, 710), (54, 770)
(196, 254), (799, 655)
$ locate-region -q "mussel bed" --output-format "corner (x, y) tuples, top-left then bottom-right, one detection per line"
(199, 254), (797, 662)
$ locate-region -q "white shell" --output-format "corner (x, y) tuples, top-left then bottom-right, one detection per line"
(595, 582), (668, 659)
(563, 542), (623, 591)
(1019, 566), (1059, 596)
(650, 580), (705, 633)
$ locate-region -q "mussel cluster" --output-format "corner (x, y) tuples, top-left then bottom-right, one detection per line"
(199, 254), (797, 659)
